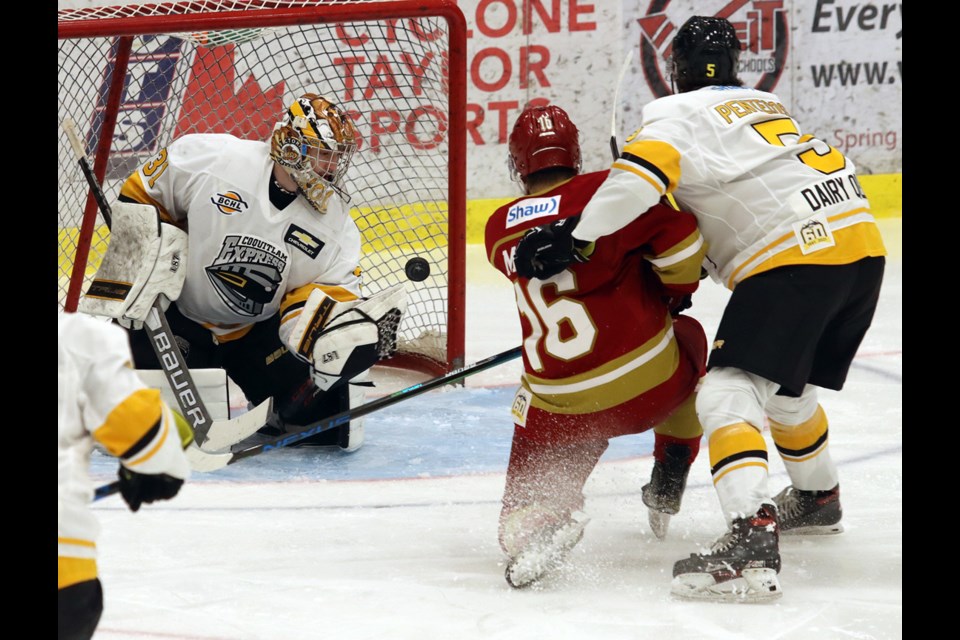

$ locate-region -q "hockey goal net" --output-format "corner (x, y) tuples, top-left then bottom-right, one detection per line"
(58, 0), (467, 375)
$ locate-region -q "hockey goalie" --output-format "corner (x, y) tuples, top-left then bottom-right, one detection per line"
(79, 92), (406, 451)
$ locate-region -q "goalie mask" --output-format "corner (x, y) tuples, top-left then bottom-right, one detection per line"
(270, 93), (359, 213)
(507, 105), (582, 184)
(670, 16), (743, 93)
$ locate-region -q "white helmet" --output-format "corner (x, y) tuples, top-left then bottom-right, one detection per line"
(270, 93), (358, 212)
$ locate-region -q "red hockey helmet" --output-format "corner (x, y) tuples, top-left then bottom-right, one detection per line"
(508, 105), (582, 183)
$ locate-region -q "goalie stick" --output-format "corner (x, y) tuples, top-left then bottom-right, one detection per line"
(94, 345), (524, 499)
(63, 117), (266, 452)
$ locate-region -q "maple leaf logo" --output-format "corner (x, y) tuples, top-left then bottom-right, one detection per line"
(175, 44), (286, 140)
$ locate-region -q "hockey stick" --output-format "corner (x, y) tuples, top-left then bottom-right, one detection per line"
(94, 345), (524, 499)
(63, 118), (266, 451)
(609, 48), (635, 161)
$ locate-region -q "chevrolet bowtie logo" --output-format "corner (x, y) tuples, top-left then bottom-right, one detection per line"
(292, 230), (319, 247)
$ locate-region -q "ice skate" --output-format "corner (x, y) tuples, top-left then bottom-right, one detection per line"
(671, 504), (782, 603)
(504, 512), (589, 589)
(774, 484), (843, 535)
(641, 444), (691, 540)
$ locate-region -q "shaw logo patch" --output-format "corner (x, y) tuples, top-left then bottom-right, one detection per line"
(505, 196), (561, 228)
(636, 2), (789, 98)
(210, 190), (249, 216)
(284, 224), (325, 259)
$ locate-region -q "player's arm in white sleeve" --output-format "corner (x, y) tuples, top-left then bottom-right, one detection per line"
(573, 134), (683, 243)
(79, 318), (190, 511)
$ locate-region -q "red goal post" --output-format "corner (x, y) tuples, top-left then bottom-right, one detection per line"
(58, 0), (467, 375)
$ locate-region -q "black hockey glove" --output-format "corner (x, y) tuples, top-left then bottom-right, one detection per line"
(663, 294), (693, 318)
(117, 467), (184, 513)
(514, 215), (591, 280)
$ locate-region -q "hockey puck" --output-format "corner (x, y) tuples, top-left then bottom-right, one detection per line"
(404, 257), (431, 282)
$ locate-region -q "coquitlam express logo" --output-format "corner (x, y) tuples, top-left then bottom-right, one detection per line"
(636, 0), (789, 97)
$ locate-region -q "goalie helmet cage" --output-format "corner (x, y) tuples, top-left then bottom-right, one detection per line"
(58, 0), (467, 376)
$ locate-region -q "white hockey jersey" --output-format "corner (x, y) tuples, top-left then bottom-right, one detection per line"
(120, 134), (362, 340)
(574, 86), (887, 289)
(58, 312), (189, 588)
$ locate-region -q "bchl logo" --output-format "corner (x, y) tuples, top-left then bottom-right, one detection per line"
(505, 196), (561, 228)
(210, 190), (249, 215)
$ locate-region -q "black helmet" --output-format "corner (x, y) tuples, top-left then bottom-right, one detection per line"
(671, 16), (743, 93)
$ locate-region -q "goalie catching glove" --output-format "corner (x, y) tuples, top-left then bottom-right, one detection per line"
(282, 284), (407, 392)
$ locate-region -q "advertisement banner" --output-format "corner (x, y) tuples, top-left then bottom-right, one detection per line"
(59, 0), (901, 198)
(621, 0), (901, 176)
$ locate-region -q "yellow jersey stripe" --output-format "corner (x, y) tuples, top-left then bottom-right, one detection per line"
(119, 173), (177, 225)
(58, 556), (98, 590)
(93, 388), (164, 457)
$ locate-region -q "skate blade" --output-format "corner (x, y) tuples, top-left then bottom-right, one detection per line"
(781, 522), (844, 536)
(670, 568), (782, 603)
(504, 519), (588, 589)
(505, 556), (547, 589)
(648, 509), (671, 540)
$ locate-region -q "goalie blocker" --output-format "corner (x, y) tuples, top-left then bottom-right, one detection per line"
(79, 202), (187, 327)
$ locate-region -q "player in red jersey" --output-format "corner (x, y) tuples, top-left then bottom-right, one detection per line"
(485, 104), (710, 588)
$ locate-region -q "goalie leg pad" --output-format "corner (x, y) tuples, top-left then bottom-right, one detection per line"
(280, 380), (365, 451)
(341, 378), (367, 451)
(136, 368), (230, 422)
(79, 202), (187, 325)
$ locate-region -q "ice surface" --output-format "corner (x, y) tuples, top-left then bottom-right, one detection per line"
(87, 220), (901, 640)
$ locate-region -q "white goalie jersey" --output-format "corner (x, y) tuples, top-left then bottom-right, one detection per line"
(119, 133), (363, 339)
(574, 86), (887, 289)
